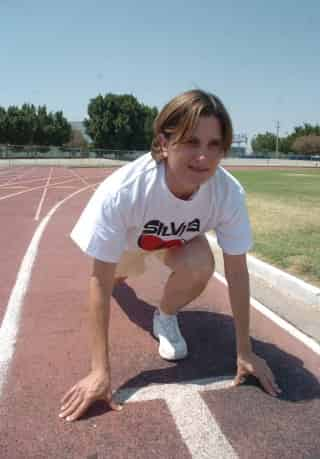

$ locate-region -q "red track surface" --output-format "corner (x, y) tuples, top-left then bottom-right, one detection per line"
(0, 166), (319, 459)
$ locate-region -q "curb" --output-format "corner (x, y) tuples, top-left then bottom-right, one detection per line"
(206, 232), (320, 354)
(246, 252), (320, 307)
(213, 272), (320, 356)
(206, 233), (320, 308)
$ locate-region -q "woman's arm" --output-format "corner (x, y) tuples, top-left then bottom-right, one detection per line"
(59, 258), (123, 422)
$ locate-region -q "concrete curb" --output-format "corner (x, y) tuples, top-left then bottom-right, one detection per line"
(206, 233), (320, 308)
(206, 232), (320, 351)
(246, 253), (320, 307)
(213, 271), (320, 356)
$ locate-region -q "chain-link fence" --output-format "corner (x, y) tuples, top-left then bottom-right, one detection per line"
(0, 145), (146, 161)
(0, 144), (318, 161)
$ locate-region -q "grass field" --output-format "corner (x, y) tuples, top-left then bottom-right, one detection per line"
(228, 168), (320, 288)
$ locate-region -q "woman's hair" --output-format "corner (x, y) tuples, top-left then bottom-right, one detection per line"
(151, 89), (233, 162)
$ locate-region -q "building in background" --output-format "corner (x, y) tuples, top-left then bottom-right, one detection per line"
(230, 133), (248, 157)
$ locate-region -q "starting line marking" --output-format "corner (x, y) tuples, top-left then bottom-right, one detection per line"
(115, 376), (237, 459)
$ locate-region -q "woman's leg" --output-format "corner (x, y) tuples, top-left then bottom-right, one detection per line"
(113, 250), (147, 287)
(113, 276), (128, 286)
(160, 235), (215, 315)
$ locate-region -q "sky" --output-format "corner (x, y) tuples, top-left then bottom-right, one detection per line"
(1, 0), (320, 147)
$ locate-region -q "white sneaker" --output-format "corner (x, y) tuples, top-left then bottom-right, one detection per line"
(153, 310), (188, 360)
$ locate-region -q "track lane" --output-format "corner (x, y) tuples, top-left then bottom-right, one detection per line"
(0, 166), (319, 458)
(0, 167), (96, 322)
(0, 188), (43, 323)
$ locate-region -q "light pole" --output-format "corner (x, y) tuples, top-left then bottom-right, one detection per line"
(276, 120), (280, 157)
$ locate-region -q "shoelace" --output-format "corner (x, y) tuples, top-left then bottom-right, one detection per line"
(160, 315), (181, 343)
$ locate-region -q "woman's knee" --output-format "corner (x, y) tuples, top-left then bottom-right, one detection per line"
(187, 253), (215, 286)
(165, 235), (215, 284)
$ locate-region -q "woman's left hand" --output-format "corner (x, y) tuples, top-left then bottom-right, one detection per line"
(233, 352), (282, 397)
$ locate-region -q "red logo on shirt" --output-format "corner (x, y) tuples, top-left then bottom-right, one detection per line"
(138, 234), (184, 251)
(137, 218), (200, 251)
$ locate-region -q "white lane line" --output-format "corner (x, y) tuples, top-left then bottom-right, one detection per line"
(0, 167), (34, 187)
(0, 177), (80, 201)
(167, 391), (236, 459)
(0, 168), (13, 175)
(115, 376), (233, 402)
(0, 171), (18, 180)
(0, 176), (47, 188)
(50, 186), (78, 189)
(0, 174), (74, 188)
(0, 173), (21, 184)
(214, 272), (320, 356)
(0, 184), (93, 397)
(34, 168), (53, 221)
(68, 168), (90, 186)
(0, 186), (29, 190)
(0, 173), (43, 188)
(115, 377), (237, 459)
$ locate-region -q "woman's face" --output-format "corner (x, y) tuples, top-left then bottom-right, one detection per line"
(160, 115), (225, 200)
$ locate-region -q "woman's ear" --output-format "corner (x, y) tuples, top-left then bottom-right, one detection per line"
(158, 133), (168, 159)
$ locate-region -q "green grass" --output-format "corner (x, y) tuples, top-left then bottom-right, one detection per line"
(227, 168), (320, 287)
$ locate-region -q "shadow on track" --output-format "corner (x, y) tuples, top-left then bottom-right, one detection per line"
(81, 282), (320, 421)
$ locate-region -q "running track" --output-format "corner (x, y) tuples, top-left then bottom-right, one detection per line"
(0, 166), (319, 459)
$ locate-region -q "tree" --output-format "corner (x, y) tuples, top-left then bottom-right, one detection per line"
(251, 132), (276, 153)
(50, 111), (72, 145)
(279, 136), (292, 154)
(284, 124), (320, 154)
(0, 107), (7, 143)
(252, 123), (320, 155)
(5, 105), (37, 145)
(33, 106), (50, 145)
(33, 106), (71, 146)
(292, 123), (320, 137)
(292, 135), (320, 155)
(84, 93), (158, 150)
(21, 103), (37, 143)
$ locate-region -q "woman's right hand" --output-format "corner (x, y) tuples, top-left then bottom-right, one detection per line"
(59, 370), (123, 422)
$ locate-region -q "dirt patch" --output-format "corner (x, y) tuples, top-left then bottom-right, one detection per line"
(247, 195), (320, 233)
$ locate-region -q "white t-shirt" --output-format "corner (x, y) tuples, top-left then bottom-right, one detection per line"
(71, 153), (253, 262)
